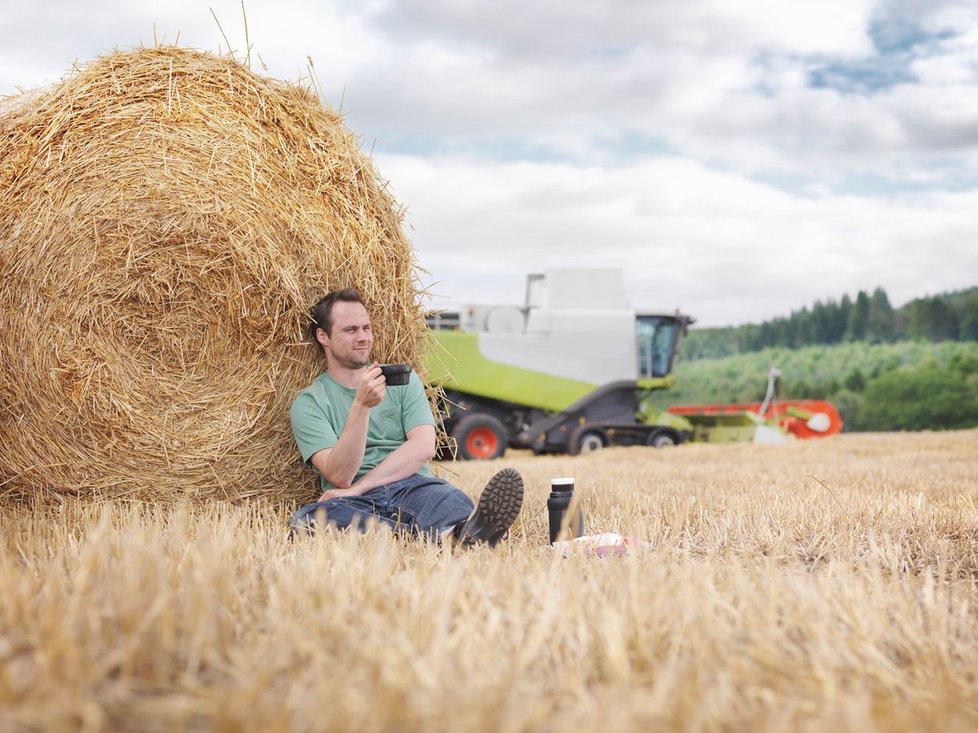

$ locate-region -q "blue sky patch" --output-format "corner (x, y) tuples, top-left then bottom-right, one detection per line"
(809, 17), (956, 94)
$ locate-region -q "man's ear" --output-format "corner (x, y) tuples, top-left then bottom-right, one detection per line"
(315, 327), (329, 349)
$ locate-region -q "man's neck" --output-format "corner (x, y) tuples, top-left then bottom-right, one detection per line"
(325, 360), (365, 389)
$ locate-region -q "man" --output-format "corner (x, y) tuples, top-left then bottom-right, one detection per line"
(288, 288), (523, 546)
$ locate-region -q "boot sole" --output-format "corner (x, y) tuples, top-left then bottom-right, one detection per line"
(461, 468), (524, 546)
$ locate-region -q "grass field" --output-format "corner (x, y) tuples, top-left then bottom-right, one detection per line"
(2, 429), (977, 731)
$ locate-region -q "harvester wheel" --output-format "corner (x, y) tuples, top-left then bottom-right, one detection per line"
(568, 425), (607, 456)
(452, 414), (508, 460)
(647, 431), (677, 448)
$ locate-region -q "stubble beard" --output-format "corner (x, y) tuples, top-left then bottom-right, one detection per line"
(330, 344), (371, 370)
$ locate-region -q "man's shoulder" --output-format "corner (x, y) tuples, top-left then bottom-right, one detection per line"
(385, 371), (426, 402)
(292, 374), (321, 401)
(290, 373), (333, 414)
(394, 370), (420, 391)
(394, 372), (435, 425)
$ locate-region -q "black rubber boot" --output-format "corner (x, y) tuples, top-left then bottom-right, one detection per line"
(452, 468), (524, 547)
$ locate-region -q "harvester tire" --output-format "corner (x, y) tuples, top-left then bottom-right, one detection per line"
(568, 425), (607, 456)
(648, 431), (677, 448)
(453, 414), (508, 461)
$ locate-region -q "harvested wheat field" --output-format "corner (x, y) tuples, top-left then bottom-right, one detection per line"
(2, 429), (977, 732)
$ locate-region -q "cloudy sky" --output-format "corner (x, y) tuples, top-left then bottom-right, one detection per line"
(2, 0), (977, 326)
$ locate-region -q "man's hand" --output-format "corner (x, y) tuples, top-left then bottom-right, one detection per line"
(318, 486), (358, 502)
(355, 363), (386, 408)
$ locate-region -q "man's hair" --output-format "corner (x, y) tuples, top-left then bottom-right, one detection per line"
(309, 288), (364, 340)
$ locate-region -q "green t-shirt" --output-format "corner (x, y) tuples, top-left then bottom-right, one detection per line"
(289, 370), (435, 491)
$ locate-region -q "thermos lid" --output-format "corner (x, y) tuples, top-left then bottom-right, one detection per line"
(551, 477), (574, 488)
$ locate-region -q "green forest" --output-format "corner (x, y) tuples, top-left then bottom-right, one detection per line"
(656, 286), (978, 432)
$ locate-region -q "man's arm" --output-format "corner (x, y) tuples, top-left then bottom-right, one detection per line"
(311, 364), (386, 489)
(312, 424), (436, 501)
(348, 423), (436, 493)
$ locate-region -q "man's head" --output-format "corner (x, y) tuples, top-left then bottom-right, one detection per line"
(309, 288), (373, 369)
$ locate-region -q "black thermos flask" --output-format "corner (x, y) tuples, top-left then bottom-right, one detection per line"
(548, 477), (584, 544)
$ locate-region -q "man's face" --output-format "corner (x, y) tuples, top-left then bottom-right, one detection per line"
(319, 300), (373, 369)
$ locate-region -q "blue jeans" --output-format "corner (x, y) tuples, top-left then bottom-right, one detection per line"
(288, 474), (474, 540)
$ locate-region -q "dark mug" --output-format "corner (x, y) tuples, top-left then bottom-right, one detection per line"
(379, 364), (412, 386)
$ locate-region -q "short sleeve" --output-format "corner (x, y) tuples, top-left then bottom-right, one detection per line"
(400, 373), (436, 434)
(290, 388), (339, 464)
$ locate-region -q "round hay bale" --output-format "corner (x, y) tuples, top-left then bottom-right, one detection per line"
(0, 46), (429, 503)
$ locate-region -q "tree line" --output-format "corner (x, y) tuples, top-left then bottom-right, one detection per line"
(648, 340), (978, 433)
(682, 286), (978, 361)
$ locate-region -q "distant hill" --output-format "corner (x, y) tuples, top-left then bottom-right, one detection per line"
(681, 285), (978, 361)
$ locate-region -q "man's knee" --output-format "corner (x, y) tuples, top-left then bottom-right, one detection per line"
(289, 500), (350, 533)
(290, 498), (386, 537)
(289, 502), (327, 534)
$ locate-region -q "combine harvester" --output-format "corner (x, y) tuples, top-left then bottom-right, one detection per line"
(425, 269), (841, 459)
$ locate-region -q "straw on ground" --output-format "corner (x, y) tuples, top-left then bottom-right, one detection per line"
(2, 429), (976, 731)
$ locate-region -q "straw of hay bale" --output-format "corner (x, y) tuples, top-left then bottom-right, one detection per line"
(0, 46), (430, 503)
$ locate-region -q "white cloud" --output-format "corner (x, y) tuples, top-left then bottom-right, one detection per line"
(371, 0), (876, 58)
(379, 152), (978, 325)
(707, 0), (877, 55)
(2, 0), (977, 326)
